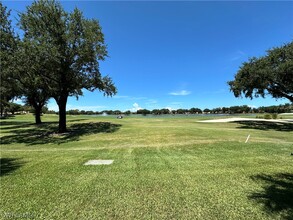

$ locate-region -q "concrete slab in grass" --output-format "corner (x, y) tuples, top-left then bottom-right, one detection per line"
(84, 160), (114, 165)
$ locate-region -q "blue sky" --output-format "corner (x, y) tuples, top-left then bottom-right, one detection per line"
(5, 1), (293, 112)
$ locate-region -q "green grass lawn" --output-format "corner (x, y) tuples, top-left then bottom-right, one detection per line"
(1, 114), (293, 219)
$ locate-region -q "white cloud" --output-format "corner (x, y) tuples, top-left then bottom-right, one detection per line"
(165, 106), (172, 112)
(131, 103), (142, 112)
(169, 90), (191, 96)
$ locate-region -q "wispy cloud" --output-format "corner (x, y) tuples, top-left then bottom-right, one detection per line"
(113, 95), (147, 100)
(169, 90), (191, 96)
(67, 105), (106, 111)
(113, 95), (129, 99)
(230, 50), (246, 61)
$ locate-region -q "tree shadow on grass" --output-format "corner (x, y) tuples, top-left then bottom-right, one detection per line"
(233, 121), (293, 132)
(0, 115), (15, 120)
(0, 117), (34, 130)
(249, 173), (293, 219)
(0, 118), (87, 131)
(0, 158), (24, 177)
(0, 122), (122, 145)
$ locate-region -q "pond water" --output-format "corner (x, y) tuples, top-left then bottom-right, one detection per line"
(84, 114), (256, 118)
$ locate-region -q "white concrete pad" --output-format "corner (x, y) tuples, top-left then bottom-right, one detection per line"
(84, 160), (114, 165)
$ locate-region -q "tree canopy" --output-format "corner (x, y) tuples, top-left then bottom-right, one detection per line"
(0, 2), (19, 116)
(19, 0), (117, 132)
(14, 40), (52, 123)
(228, 41), (293, 103)
(1, 2), (51, 123)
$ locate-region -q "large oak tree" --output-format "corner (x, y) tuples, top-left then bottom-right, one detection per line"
(228, 41), (293, 103)
(20, 0), (117, 132)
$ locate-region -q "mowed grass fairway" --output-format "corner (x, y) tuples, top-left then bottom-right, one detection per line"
(1, 114), (293, 219)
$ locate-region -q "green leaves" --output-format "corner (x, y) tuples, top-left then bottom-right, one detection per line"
(19, 0), (116, 98)
(17, 0), (117, 131)
(228, 41), (293, 102)
(0, 3), (21, 114)
(2, 0), (116, 129)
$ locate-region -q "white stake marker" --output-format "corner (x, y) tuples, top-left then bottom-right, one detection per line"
(245, 134), (251, 143)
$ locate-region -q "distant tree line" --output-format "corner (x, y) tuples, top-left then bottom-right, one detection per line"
(0, 103), (48, 116)
(135, 104), (292, 115)
(3, 103), (292, 116)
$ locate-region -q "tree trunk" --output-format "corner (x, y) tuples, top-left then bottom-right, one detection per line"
(0, 106), (3, 117)
(35, 106), (42, 124)
(57, 95), (68, 133)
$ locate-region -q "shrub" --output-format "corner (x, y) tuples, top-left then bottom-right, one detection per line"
(264, 114), (272, 119)
(272, 113), (278, 119)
